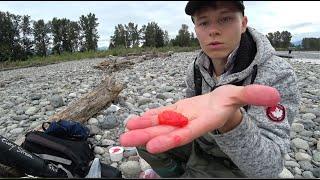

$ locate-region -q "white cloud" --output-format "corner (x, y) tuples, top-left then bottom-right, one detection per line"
(245, 1), (320, 41)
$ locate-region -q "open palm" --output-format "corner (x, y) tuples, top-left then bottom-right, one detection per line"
(120, 84), (280, 154)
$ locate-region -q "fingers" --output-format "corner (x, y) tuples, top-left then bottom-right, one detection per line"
(120, 125), (178, 147)
(145, 128), (192, 154)
(235, 84), (280, 107)
(126, 115), (158, 130)
(145, 113), (219, 154)
(141, 104), (177, 116)
(122, 111), (220, 152)
(126, 104), (178, 130)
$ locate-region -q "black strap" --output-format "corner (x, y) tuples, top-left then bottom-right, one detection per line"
(251, 65), (258, 84)
(208, 57), (214, 77)
(193, 58), (202, 96)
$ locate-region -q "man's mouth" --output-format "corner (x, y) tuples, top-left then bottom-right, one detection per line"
(208, 41), (223, 45)
(207, 41), (224, 49)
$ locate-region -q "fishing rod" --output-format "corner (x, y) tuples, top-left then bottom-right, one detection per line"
(0, 135), (67, 177)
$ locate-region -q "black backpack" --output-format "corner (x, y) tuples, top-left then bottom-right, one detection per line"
(21, 120), (122, 178)
(21, 130), (94, 178)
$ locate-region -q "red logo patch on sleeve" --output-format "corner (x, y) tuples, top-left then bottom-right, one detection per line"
(266, 104), (286, 122)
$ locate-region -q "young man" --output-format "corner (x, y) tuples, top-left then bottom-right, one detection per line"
(120, 1), (300, 178)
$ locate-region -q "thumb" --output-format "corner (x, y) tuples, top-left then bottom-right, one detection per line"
(235, 84), (280, 107)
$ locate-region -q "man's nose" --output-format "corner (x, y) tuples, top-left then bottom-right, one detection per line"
(208, 23), (221, 37)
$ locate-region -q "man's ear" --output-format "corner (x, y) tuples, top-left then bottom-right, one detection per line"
(241, 16), (248, 33)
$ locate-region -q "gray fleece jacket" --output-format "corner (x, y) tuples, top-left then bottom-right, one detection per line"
(184, 27), (301, 178)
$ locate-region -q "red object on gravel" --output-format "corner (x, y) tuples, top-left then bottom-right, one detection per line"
(112, 148), (121, 153)
(158, 110), (189, 127)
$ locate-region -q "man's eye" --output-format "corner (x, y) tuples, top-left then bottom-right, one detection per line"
(219, 17), (233, 24)
(199, 21), (208, 26)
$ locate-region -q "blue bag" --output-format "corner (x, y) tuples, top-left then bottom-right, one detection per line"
(42, 120), (90, 141)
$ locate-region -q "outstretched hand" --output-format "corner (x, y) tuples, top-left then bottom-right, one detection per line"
(120, 84), (280, 154)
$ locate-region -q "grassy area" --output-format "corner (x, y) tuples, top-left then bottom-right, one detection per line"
(275, 48), (290, 51)
(0, 46), (200, 71)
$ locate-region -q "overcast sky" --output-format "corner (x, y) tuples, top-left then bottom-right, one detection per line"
(1, 1), (320, 48)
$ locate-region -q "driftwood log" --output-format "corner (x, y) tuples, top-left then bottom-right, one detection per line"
(0, 75), (124, 177)
(94, 51), (174, 71)
(94, 59), (135, 72)
(47, 76), (124, 123)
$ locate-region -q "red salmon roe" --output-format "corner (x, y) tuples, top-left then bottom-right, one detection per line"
(158, 110), (189, 127)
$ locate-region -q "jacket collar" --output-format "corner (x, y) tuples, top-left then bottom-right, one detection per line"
(200, 45), (239, 75)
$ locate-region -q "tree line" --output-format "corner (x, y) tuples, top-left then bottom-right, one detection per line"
(1, 10), (319, 62)
(301, 38), (320, 51)
(0, 10), (199, 62)
(0, 11), (99, 62)
(108, 22), (199, 49)
(266, 30), (320, 51)
(266, 31), (292, 49)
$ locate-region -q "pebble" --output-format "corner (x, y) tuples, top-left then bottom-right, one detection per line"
(94, 146), (105, 155)
(101, 139), (115, 146)
(119, 161), (141, 176)
(295, 152), (312, 161)
(302, 171), (315, 178)
(25, 107), (39, 115)
(292, 138), (310, 150)
(291, 123), (304, 132)
(278, 167), (294, 178)
(88, 118), (99, 125)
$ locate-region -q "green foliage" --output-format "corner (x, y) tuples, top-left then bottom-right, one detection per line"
(0, 10), (99, 61)
(125, 22), (140, 47)
(0, 12), (13, 61)
(163, 30), (170, 46)
(110, 21), (167, 49)
(110, 24), (129, 48)
(266, 30), (292, 49)
(170, 24), (199, 48)
(79, 13), (99, 51)
(171, 24), (191, 47)
(302, 38), (320, 51)
(49, 18), (81, 54)
(33, 19), (50, 56)
(21, 15), (33, 60)
(49, 17), (63, 54)
(190, 32), (200, 47)
(142, 22), (165, 48)
(0, 11), (24, 61)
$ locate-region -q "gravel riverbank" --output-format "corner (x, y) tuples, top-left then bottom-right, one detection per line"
(0, 51), (319, 178)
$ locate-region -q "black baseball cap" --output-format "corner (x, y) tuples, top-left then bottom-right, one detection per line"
(185, 1), (245, 16)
